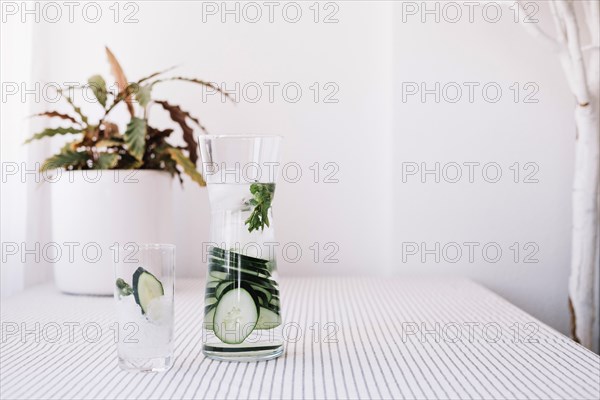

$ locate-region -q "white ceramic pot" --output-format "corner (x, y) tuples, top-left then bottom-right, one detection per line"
(50, 170), (174, 295)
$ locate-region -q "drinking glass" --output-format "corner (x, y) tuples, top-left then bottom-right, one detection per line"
(113, 243), (175, 372)
(198, 135), (284, 361)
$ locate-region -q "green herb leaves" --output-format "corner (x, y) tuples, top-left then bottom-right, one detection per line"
(124, 117), (147, 161)
(40, 149), (89, 172)
(88, 75), (107, 107)
(116, 278), (133, 297)
(25, 127), (82, 144)
(245, 183), (275, 232)
(95, 153), (119, 169)
(166, 147), (206, 186)
(135, 84), (153, 107)
(24, 47), (235, 187)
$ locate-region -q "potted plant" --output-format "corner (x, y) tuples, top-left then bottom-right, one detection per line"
(26, 47), (231, 295)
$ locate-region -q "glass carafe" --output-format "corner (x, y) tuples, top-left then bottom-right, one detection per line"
(198, 135), (283, 361)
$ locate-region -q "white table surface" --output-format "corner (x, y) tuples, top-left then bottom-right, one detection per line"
(1, 278), (599, 400)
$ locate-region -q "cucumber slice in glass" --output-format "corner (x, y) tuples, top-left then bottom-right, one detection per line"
(213, 288), (258, 344)
(209, 270), (278, 289)
(209, 256), (270, 272)
(205, 304), (216, 316)
(206, 280), (220, 289)
(209, 264), (272, 279)
(255, 307), (281, 330)
(209, 247), (269, 265)
(204, 307), (216, 331)
(205, 296), (218, 307)
(215, 281), (234, 299)
(132, 267), (164, 314)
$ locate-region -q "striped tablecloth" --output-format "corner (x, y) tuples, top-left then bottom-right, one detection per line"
(1, 278), (599, 399)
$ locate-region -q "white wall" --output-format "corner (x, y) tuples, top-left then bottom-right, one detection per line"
(5, 1), (395, 276)
(392, 2), (575, 334)
(1, 1), (578, 335)
(1, 17), (34, 296)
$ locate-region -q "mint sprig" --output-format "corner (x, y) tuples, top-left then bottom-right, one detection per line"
(116, 278), (133, 297)
(245, 183), (275, 232)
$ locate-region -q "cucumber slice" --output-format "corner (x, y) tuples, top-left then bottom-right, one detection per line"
(208, 262), (272, 279)
(250, 285), (274, 304)
(205, 304), (216, 316)
(204, 307), (215, 331)
(270, 296), (280, 308)
(213, 288), (258, 344)
(206, 247), (281, 338)
(215, 281), (234, 299)
(206, 280), (220, 289)
(211, 281), (274, 307)
(251, 282), (279, 294)
(262, 303), (280, 315)
(208, 248), (274, 274)
(209, 255), (270, 271)
(210, 267), (276, 290)
(205, 297), (218, 307)
(252, 288), (273, 309)
(235, 282), (270, 308)
(209, 270), (278, 289)
(255, 307), (281, 330)
(132, 267), (164, 314)
(209, 247), (270, 265)
(209, 270), (230, 281)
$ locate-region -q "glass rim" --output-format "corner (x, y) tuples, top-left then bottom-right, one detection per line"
(198, 134), (283, 140)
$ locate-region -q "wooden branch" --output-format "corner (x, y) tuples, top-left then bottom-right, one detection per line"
(582, 0), (600, 45)
(582, 44), (600, 52)
(514, 0), (560, 50)
(549, 1), (567, 45)
(581, 0), (599, 105)
(550, 1), (578, 96)
(556, 0), (591, 106)
(553, 0), (600, 352)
